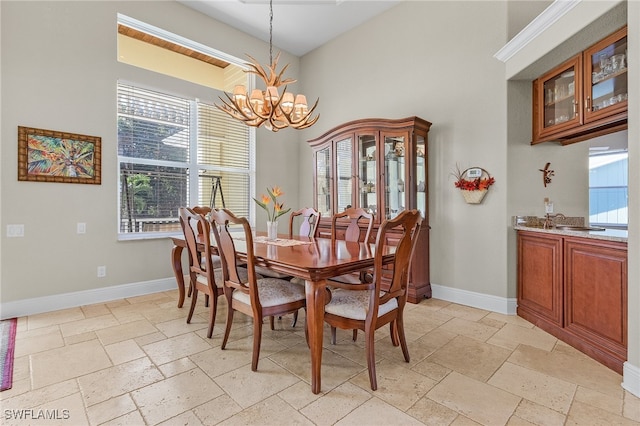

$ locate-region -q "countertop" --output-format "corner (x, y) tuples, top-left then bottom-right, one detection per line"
(514, 225), (627, 243)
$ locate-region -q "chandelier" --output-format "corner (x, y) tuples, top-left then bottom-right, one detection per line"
(215, 0), (319, 132)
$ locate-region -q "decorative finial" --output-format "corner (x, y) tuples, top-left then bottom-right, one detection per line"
(539, 162), (554, 187)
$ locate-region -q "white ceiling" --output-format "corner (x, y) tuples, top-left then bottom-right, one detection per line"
(178, 0), (401, 56)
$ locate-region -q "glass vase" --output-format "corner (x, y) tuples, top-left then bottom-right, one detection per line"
(267, 221), (278, 241)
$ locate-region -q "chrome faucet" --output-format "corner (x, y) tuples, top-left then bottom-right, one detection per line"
(543, 213), (566, 229)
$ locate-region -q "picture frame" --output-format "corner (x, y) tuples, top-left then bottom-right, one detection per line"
(18, 126), (102, 185)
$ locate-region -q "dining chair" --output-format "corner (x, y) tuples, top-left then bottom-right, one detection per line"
(187, 206), (221, 303)
(329, 207), (374, 285)
(209, 208), (307, 371)
(289, 207), (321, 238)
(179, 207), (224, 338)
(257, 208), (321, 277)
(323, 209), (422, 390)
(269, 207), (321, 328)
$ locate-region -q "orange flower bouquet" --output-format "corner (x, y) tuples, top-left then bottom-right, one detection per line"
(253, 186), (291, 221)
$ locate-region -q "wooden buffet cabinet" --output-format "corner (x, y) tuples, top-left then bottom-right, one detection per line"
(307, 117), (432, 303)
(532, 26), (628, 145)
(517, 230), (627, 373)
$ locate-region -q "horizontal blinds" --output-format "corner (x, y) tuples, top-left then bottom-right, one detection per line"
(118, 84), (190, 162)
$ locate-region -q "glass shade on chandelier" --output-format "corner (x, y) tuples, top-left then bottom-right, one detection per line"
(216, 53), (319, 132)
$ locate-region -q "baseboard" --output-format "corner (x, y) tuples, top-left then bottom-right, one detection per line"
(0, 278), (176, 319)
(622, 361), (640, 398)
(430, 283), (517, 315)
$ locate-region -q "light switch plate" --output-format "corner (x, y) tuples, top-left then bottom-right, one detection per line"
(77, 223), (86, 234)
(7, 224), (24, 238)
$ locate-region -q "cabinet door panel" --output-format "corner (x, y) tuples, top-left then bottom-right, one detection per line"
(534, 55), (582, 140)
(564, 239), (627, 351)
(517, 232), (563, 326)
(315, 146), (332, 217)
(358, 134), (377, 216)
(382, 133), (407, 220)
(584, 26), (628, 123)
(335, 137), (353, 213)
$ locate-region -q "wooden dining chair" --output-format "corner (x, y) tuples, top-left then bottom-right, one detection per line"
(210, 208), (307, 372)
(179, 207), (224, 338)
(186, 206), (221, 302)
(289, 207), (321, 238)
(323, 209), (422, 390)
(268, 207), (321, 328)
(329, 207), (374, 285)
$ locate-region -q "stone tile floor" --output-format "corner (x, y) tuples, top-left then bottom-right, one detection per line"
(1, 290), (639, 425)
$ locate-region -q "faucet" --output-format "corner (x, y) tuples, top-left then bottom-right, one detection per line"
(543, 213), (566, 229)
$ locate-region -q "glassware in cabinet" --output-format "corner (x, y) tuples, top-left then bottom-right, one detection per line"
(383, 134), (406, 220)
(584, 26), (627, 123)
(535, 54), (582, 140)
(416, 136), (426, 219)
(335, 137), (353, 213)
(358, 134), (377, 216)
(315, 146), (331, 217)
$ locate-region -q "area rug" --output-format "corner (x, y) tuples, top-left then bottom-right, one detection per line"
(0, 318), (17, 391)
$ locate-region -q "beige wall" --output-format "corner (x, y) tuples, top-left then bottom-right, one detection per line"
(0, 1), (301, 303)
(299, 1), (510, 300)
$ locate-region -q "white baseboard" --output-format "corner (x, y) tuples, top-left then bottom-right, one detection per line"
(622, 361), (640, 398)
(0, 278), (177, 320)
(430, 283), (517, 315)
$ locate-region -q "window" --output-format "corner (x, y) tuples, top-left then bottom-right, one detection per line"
(117, 83), (252, 237)
(589, 150), (628, 228)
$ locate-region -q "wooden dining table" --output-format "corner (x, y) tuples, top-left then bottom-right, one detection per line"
(170, 232), (396, 394)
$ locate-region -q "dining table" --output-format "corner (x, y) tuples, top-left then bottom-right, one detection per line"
(170, 232), (397, 394)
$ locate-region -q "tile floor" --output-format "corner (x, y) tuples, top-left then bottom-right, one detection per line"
(2, 290), (639, 425)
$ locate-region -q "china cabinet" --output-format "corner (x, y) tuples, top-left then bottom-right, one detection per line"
(308, 117), (432, 302)
(532, 26), (628, 145)
(517, 230), (627, 373)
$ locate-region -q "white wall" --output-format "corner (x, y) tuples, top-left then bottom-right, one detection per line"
(0, 1), (301, 306)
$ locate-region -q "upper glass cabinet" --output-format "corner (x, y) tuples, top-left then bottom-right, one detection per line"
(532, 26), (628, 145)
(535, 55), (582, 139)
(584, 26), (627, 123)
(335, 137), (353, 213)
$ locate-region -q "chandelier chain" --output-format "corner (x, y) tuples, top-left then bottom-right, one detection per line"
(269, 0), (273, 65)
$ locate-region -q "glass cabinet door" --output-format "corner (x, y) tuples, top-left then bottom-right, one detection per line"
(335, 137), (353, 213)
(315, 146), (331, 217)
(584, 27), (627, 123)
(538, 55), (582, 138)
(383, 135), (406, 220)
(358, 134), (377, 216)
(416, 136), (426, 219)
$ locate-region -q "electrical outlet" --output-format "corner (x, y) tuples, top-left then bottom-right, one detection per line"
(77, 222), (86, 234)
(7, 224), (24, 238)
(97, 266), (106, 278)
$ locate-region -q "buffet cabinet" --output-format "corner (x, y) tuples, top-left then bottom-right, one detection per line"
(307, 117), (432, 302)
(532, 26), (628, 145)
(517, 230), (627, 373)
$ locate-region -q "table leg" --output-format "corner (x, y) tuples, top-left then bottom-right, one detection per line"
(305, 278), (326, 394)
(171, 245), (186, 308)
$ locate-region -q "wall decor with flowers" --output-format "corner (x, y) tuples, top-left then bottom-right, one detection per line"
(452, 165), (495, 204)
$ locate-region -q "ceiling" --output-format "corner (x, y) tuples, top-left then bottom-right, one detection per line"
(178, 0), (401, 56)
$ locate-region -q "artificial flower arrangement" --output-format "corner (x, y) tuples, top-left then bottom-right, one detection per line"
(452, 166), (495, 191)
(253, 185), (291, 222)
(452, 165), (495, 204)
